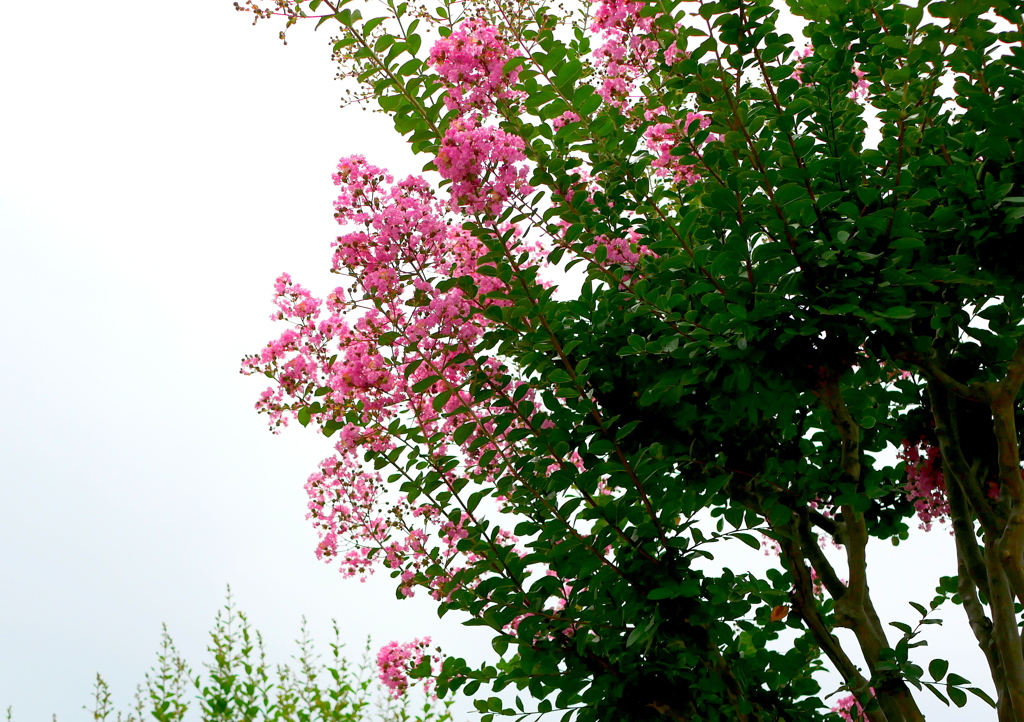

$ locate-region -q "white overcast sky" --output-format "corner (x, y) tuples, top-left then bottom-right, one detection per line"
(0, 2), (987, 720)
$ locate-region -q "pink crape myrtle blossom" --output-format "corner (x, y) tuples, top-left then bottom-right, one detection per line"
(552, 110), (581, 130)
(305, 454), (414, 581)
(244, 272), (333, 429)
(898, 438), (950, 531)
(791, 43), (814, 82)
(584, 230), (658, 288)
(642, 107), (712, 184)
(332, 155), (393, 219)
(850, 65), (870, 100)
(593, 16), (655, 107)
(243, 154), (548, 604)
(333, 174), (451, 300)
(435, 115), (533, 215)
(790, 44), (870, 101)
(591, 0), (649, 33)
(429, 18), (526, 116)
(832, 693), (866, 721)
(585, 231), (653, 270)
(377, 637), (438, 697)
(590, 0), (661, 110)
(663, 40), (685, 65)
(588, 0), (690, 111)
(810, 567), (824, 597)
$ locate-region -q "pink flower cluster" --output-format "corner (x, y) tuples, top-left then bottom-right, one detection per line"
(243, 153), (570, 688)
(243, 154), (551, 611)
(664, 41), (684, 65)
(850, 66), (870, 100)
(642, 106), (712, 184)
(435, 115), (533, 216)
(377, 638), (437, 697)
(898, 438), (950, 531)
(332, 161), (453, 300)
(552, 111), (581, 130)
(832, 694), (866, 721)
(428, 20), (532, 216)
(429, 18), (525, 115)
(307, 455), (387, 578)
(590, 0), (660, 109)
(585, 231), (653, 272)
(791, 44), (814, 82)
(248, 272), (334, 429)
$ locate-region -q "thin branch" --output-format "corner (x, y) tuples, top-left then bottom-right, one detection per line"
(927, 381), (1001, 536)
(797, 510), (847, 601)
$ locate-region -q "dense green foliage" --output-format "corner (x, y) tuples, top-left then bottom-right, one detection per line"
(240, 0), (1024, 719)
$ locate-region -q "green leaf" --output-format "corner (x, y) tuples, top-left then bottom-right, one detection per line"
(928, 658), (948, 681)
(491, 635), (510, 656)
(767, 504), (792, 527)
(880, 306), (915, 319)
(362, 16), (386, 34)
(504, 56), (527, 74)
(553, 60), (583, 90)
(923, 682), (950, 706)
(708, 188), (738, 212)
(549, 368), (572, 383)
(968, 687), (997, 708)
(432, 389), (453, 412)
(732, 533), (761, 550)
(615, 420), (641, 440)
(398, 58), (422, 76)
(412, 375), (442, 393)
(948, 686), (968, 708)
(773, 183), (806, 207)
(453, 422), (477, 445)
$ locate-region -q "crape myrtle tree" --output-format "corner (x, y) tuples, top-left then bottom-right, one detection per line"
(237, 0), (1024, 718)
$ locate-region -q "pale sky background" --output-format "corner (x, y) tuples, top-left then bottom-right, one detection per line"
(0, 2), (990, 720)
